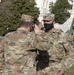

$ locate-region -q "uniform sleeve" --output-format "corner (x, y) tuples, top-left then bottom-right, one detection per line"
(61, 34), (74, 54)
(60, 53), (74, 72)
(29, 31), (50, 50)
(60, 34), (74, 71)
(0, 33), (13, 74)
(0, 39), (4, 74)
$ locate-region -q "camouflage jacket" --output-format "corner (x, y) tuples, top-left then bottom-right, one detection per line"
(0, 28), (50, 75)
(0, 28), (74, 74)
(46, 29), (74, 71)
(61, 33), (74, 71)
(44, 29), (67, 60)
(37, 29), (74, 74)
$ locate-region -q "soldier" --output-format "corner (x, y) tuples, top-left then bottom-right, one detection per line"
(0, 14), (51, 75)
(37, 13), (74, 75)
(38, 13), (55, 32)
(0, 14), (74, 75)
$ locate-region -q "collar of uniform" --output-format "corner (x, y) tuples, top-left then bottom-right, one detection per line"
(17, 27), (29, 33)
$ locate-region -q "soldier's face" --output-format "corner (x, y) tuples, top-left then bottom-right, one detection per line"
(44, 20), (54, 32)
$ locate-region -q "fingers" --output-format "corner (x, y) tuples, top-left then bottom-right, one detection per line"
(59, 69), (64, 75)
(38, 22), (43, 29)
(34, 24), (40, 34)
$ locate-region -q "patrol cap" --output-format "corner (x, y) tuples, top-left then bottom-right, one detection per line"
(21, 14), (34, 23)
(43, 13), (55, 21)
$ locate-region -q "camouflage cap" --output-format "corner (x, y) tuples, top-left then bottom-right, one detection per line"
(43, 13), (55, 21)
(21, 14), (34, 23)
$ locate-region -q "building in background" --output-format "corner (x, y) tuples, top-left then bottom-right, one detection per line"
(35, 0), (50, 21)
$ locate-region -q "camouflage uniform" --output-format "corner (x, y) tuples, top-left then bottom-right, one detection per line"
(0, 37), (4, 75)
(37, 30), (74, 75)
(0, 14), (50, 75)
(37, 29), (65, 75)
(0, 14), (74, 75)
(61, 33), (74, 71)
(46, 30), (74, 75)
(37, 14), (74, 75)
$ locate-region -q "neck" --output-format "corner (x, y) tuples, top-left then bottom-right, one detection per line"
(20, 26), (30, 32)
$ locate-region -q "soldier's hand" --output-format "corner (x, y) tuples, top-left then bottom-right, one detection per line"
(38, 22), (43, 29)
(59, 69), (64, 75)
(34, 24), (40, 34)
(2, 73), (4, 75)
